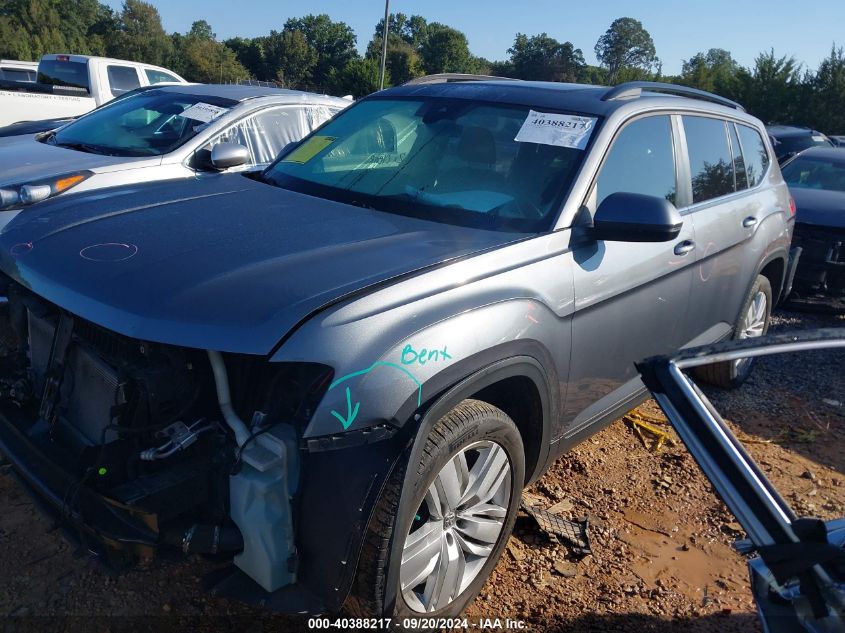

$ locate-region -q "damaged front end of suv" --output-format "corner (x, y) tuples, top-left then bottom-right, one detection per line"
(0, 279), (352, 602)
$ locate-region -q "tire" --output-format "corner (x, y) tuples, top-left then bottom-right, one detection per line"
(346, 399), (524, 622)
(695, 274), (772, 389)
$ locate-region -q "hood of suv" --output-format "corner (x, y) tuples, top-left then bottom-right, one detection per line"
(0, 175), (521, 354)
(0, 135), (155, 187)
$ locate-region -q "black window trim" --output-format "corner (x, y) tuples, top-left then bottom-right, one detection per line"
(727, 121), (749, 192)
(676, 112), (774, 213)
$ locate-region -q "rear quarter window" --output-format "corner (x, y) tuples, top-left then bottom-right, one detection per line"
(37, 60), (90, 92)
(737, 125), (771, 187)
(683, 116), (735, 204)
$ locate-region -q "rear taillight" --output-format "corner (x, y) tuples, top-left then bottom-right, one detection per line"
(789, 197), (796, 216)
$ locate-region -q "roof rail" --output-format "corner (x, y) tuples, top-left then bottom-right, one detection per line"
(403, 73), (520, 86)
(602, 81), (745, 112)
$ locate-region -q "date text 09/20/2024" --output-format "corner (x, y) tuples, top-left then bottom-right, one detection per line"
(306, 617), (527, 629)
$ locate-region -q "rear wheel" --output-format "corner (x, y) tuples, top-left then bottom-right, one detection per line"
(346, 399), (524, 620)
(696, 274), (772, 388)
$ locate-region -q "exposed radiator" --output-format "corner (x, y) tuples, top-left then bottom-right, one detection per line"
(27, 311), (120, 445)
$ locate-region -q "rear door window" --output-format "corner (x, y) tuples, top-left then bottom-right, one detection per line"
(1, 68), (36, 82)
(595, 115), (677, 206)
(37, 60), (90, 92)
(737, 124), (771, 187)
(145, 69), (181, 84)
(683, 116), (735, 204)
(107, 65), (141, 97)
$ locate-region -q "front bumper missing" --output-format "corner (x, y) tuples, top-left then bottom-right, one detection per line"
(0, 405), (159, 565)
(0, 397), (411, 614)
(791, 224), (845, 295)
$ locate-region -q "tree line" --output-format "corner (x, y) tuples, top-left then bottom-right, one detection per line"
(2, 1), (843, 134)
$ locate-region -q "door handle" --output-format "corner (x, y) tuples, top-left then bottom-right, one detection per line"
(674, 240), (695, 256)
(742, 216), (758, 228)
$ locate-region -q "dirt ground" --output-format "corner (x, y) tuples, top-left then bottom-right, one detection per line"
(0, 308), (842, 632)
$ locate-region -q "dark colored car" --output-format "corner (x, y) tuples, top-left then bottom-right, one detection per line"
(0, 79), (795, 618)
(639, 330), (845, 633)
(0, 116), (75, 138)
(781, 147), (845, 298)
(767, 125), (835, 164)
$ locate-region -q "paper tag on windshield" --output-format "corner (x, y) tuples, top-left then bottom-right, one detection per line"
(282, 136), (336, 164)
(812, 135), (826, 142)
(515, 111), (597, 150)
(180, 102), (229, 123)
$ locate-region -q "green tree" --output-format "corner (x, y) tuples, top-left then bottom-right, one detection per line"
(271, 30), (318, 88)
(109, 0), (173, 67)
(225, 36), (266, 79)
(282, 14), (356, 87)
(372, 12), (429, 48)
(0, 0), (112, 59)
(594, 17), (658, 84)
(419, 23), (471, 74)
(365, 35), (423, 85)
(326, 57), (386, 98)
(188, 19), (214, 40)
(680, 48), (739, 95)
(809, 45), (845, 133)
(170, 20), (248, 84)
(507, 33), (585, 82)
(735, 50), (802, 124)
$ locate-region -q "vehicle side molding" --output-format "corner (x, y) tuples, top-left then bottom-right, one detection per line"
(592, 192), (683, 243)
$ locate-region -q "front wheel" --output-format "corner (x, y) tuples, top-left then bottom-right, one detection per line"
(696, 274), (772, 388)
(346, 399), (524, 620)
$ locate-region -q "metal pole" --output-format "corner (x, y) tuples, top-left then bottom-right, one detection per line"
(379, 0), (390, 90)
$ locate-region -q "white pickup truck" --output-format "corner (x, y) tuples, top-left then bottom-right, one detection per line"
(0, 59), (38, 82)
(0, 54), (187, 127)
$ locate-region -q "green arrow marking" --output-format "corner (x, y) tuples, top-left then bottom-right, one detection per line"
(331, 386), (360, 430)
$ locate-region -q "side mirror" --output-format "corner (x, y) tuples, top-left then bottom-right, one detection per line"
(210, 142), (249, 170)
(592, 192), (683, 242)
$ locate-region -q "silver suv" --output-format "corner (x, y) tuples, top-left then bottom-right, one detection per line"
(0, 79), (795, 620)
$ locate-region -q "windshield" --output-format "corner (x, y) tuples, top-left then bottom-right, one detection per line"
(776, 134), (833, 157)
(47, 90), (239, 157)
(782, 156), (845, 192)
(262, 98), (595, 232)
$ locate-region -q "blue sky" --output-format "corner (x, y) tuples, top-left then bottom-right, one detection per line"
(104, 0), (844, 75)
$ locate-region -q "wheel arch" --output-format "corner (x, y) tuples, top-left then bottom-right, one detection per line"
(758, 250), (788, 304)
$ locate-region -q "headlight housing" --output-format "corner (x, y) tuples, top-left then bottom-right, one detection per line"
(0, 170), (93, 211)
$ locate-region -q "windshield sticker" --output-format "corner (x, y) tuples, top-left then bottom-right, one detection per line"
(812, 135), (826, 142)
(180, 102), (229, 123)
(282, 135), (336, 164)
(514, 110), (597, 150)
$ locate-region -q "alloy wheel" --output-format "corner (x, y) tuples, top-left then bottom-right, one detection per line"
(400, 440), (512, 613)
(735, 290), (768, 373)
